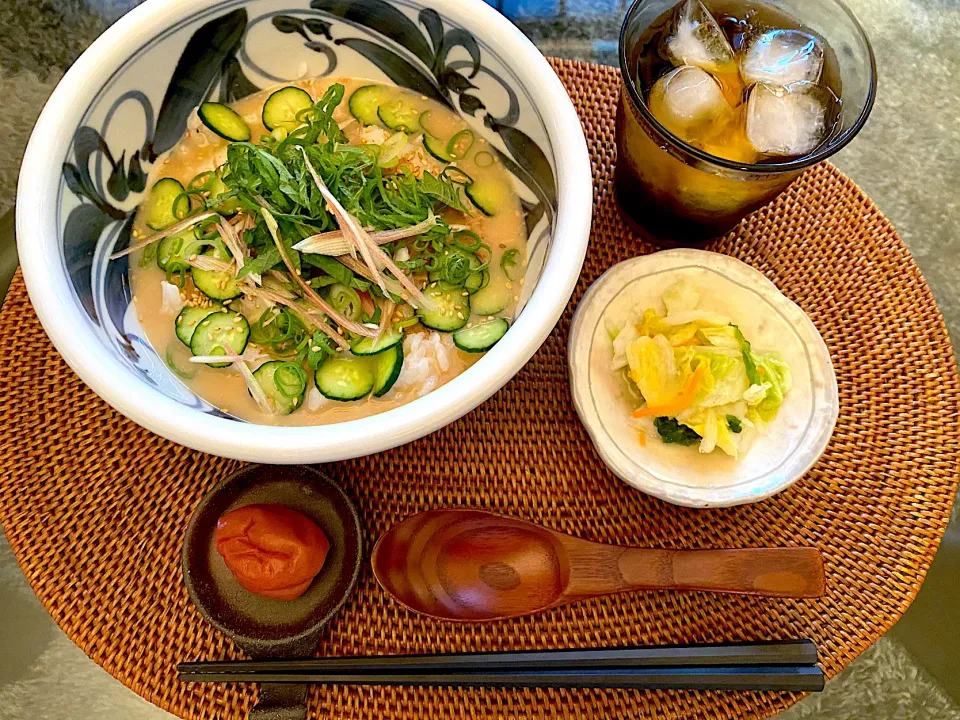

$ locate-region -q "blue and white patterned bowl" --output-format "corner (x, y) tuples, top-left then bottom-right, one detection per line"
(17, 0), (591, 463)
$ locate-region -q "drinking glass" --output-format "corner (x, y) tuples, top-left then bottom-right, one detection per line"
(616, 0), (877, 245)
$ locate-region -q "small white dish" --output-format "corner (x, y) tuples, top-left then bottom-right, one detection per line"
(568, 249), (839, 508)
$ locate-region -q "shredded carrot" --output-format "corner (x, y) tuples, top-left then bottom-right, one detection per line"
(632, 364), (706, 419)
(637, 431), (647, 447)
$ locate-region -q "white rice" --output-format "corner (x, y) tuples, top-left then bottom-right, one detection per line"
(159, 281), (184, 316)
(391, 331), (454, 400)
(307, 386), (329, 411)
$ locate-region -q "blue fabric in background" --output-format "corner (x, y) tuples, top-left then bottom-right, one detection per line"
(483, 0), (625, 18)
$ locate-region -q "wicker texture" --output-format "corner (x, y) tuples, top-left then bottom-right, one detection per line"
(1, 59), (958, 720)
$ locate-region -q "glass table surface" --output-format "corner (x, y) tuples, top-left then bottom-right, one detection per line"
(0, 1), (957, 718)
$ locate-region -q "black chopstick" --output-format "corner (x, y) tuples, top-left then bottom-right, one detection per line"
(178, 641), (824, 692)
(178, 640), (817, 676)
(179, 665), (825, 692)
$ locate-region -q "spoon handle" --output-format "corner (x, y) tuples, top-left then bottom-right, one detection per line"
(616, 547), (825, 598)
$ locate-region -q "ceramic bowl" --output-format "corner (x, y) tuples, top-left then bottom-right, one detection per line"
(16, 0), (591, 462)
(568, 249), (839, 508)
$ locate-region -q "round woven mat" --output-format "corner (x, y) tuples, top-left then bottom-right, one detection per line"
(2, 58), (959, 720)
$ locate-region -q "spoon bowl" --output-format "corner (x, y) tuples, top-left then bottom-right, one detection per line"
(372, 510), (825, 622)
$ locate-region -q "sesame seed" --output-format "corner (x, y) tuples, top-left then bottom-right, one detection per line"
(514, 295), (519, 301)
(499, 243), (506, 249)
(506, 282), (512, 289)
(233, 316), (242, 324)
(311, 346), (321, 352)
(461, 291), (469, 297)
(201, 320), (210, 327)
(457, 312), (464, 320)
(455, 305), (462, 311)
(132, 295), (138, 303)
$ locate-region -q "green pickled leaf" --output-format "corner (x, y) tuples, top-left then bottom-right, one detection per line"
(654, 417), (702, 446)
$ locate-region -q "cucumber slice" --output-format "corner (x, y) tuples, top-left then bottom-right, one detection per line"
(466, 179), (511, 217)
(348, 85), (391, 125)
(418, 282), (470, 332)
(424, 134), (453, 163)
(253, 360), (306, 415)
(145, 178), (189, 231)
(464, 270), (488, 295)
(175, 305), (221, 347)
(208, 165), (241, 216)
(192, 249), (242, 301)
(453, 318), (509, 353)
(470, 277), (512, 316)
(157, 228), (203, 272)
(198, 102), (251, 142)
(262, 86), (313, 131)
(350, 327), (404, 356)
(315, 356), (374, 401)
(189, 310), (250, 368)
(377, 99), (421, 133)
(372, 344), (404, 397)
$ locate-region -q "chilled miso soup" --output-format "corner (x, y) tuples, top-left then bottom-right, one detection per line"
(124, 77), (527, 425)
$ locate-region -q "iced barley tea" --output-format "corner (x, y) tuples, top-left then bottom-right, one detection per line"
(616, 0), (855, 244)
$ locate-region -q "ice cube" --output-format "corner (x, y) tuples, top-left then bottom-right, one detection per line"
(740, 29), (824, 86)
(664, 0), (738, 76)
(745, 81), (832, 157)
(648, 66), (730, 138)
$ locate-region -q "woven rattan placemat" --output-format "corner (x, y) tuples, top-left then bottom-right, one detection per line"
(2, 58), (959, 720)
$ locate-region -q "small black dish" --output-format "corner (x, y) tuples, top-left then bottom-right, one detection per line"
(182, 464), (362, 720)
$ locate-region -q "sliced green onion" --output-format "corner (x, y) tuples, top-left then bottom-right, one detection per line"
(173, 192), (192, 221)
(464, 270), (489, 294)
(441, 166), (473, 186)
(274, 362), (307, 398)
(441, 248), (473, 286)
(188, 171), (217, 193)
(474, 151), (494, 168)
(447, 130), (474, 160)
(474, 243), (493, 272)
(166, 346), (197, 380)
(453, 230), (481, 252)
(166, 268), (187, 288)
(501, 248), (523, 281)
(327, 283), (363, 322)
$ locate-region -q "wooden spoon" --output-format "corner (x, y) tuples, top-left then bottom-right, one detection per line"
(372, 510), (824, 621)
